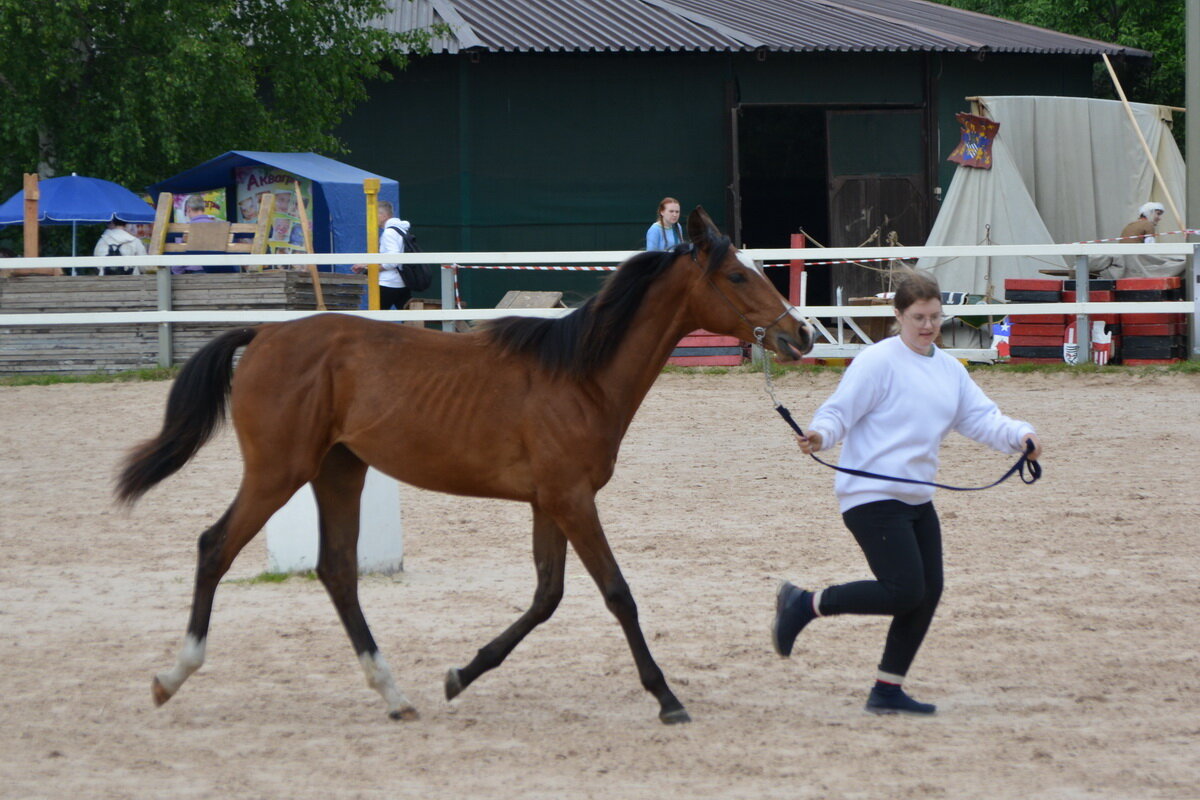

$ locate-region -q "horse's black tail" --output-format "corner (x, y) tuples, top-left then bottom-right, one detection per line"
(116, 327), (259, 506)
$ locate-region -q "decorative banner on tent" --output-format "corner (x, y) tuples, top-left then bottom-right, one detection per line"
(947, 113), (1000, 169)
(234, 166), (313, 255)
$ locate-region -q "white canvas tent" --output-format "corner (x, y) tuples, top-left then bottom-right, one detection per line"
(918, 96), (1187, 295)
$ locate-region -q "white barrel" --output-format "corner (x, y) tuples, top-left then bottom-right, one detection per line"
(265, 468), (403, 574)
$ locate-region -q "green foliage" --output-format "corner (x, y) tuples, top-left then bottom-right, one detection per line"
(0, 0), (438, 199)
(931, 0), (1184, 109)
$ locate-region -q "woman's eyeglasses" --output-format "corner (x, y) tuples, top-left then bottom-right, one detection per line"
(903, 313), (944, 326)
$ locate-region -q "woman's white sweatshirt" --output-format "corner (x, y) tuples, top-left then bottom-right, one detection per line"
(807, 335), (1035, 513)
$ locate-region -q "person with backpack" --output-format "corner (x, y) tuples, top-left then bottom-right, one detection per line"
(354, 200), (432, 309)
(93, 217), (147, 275)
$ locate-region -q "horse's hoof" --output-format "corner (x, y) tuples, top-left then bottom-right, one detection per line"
(444, 668), (464, 701)
(151, 677), (173, 707)
(388, 706), (420, 721)
(660, 707), (691, 725)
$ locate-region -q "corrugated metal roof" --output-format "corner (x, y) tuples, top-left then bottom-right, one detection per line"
(377, 0), (1152, 58)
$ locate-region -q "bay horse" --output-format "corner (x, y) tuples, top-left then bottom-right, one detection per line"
(117, 207), (812, 725)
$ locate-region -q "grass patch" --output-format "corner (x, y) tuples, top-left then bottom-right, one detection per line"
(661, 364), (733, 375)
(226, 570), (318, 585)
(0, 366), (179, 387)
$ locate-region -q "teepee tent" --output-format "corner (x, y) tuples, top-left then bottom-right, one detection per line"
(919, 96), (1187, 294)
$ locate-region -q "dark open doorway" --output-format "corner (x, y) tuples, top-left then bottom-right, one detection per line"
(735, 104), (830, 305)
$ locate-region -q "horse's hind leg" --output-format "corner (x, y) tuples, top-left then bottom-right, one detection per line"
(153, 471), (307, 706)
(446, 505), (567, 701)
(310, 444), (417, 721)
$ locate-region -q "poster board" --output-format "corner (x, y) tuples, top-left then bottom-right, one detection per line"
(234, 166), (313, 255)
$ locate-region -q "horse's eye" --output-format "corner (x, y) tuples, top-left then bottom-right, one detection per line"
(727, 272), (747, 284)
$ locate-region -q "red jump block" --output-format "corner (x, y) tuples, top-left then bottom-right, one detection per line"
(1009, 335), (1065, 347)
(1114, 277), (1182, 290)
(1010, 314), (1070, 324)
(1061, 290), (1114, 302)
(1121, 313), (1187, 325)
(668, 329), (744, 367)
(1123, 322), (1185, 337)
(1004, 278), (1063, 291)
(1010, 323), (1067, 337)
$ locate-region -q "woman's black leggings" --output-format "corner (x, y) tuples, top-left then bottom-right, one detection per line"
(818, 500), (944, 678)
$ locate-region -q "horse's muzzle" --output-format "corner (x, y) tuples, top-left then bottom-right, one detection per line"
(772, 329), (813, 362)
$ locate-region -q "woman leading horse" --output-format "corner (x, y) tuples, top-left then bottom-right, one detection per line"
(117, 207), (812, 725)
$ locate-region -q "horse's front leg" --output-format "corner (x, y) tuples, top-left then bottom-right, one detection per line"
(312, 444), (418, 721)
(445, 504), (568, 700)
(548, 493), (690, 725)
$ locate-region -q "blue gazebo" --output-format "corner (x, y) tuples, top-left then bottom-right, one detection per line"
(148, 151), (400, 258)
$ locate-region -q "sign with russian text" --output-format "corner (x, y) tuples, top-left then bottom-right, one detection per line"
(234, 166), (313, 255)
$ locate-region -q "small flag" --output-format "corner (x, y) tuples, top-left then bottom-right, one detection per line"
(948, 113), (1000, 169)
(991, 317), (1010, 358)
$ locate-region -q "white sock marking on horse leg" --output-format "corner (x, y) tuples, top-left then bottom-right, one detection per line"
(358, 651), (413, 715)
(156, 634), (206, 696)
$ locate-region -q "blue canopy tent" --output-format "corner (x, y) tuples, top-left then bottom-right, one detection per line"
(147, 151), (400, 263)
(0, 173), (157, 256)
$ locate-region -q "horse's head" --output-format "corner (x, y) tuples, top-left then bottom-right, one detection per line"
(683, 207), (813, 361)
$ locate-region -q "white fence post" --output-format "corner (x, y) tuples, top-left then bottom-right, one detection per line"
(265, 467), (403, 575)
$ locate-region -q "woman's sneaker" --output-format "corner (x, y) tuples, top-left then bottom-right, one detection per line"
(771, 581), (816, 657)
(865, 682), (937, 716)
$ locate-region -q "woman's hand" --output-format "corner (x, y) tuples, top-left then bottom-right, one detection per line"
(795, 431), (822, 455)
(1022, 433), (1042, 461)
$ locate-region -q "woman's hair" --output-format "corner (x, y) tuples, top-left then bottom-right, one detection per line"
(892, 272), (941, 313)
(656, 197), (679, 224)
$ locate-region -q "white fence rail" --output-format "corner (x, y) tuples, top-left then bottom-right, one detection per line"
(2, 243), (1196, 365)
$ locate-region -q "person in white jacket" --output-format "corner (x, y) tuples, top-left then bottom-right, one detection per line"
(353, 200), (410, 310)
(93, 218), (147, 275)
(771, 272), (1042, 716)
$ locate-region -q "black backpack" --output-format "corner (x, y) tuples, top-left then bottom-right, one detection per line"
(107, 242), (123, 256)
(387, 225), (434, 292)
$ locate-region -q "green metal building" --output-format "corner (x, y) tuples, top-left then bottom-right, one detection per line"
(339, 0), (1150, 306)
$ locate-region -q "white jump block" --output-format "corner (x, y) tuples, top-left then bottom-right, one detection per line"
(265, 468), (403, 575)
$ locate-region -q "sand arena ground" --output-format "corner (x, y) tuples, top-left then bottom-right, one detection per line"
(1, 369), (1197, 799)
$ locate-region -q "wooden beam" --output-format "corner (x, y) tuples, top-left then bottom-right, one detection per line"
(22, 173), (38, 258)
(1102, 53), (1186, 233)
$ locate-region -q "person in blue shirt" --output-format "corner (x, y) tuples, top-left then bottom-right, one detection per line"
(645, 197), (683, 250)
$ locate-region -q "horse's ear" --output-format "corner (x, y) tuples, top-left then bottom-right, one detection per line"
(687, 206), (718, 251)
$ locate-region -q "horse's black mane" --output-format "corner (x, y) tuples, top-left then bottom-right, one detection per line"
(484, 236), (731, 378)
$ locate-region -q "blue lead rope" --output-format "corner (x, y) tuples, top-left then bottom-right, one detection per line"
(773, 404), (1041, 492)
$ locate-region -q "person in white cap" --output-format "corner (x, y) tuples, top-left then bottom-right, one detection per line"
(1119, 202), (1165, 243)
